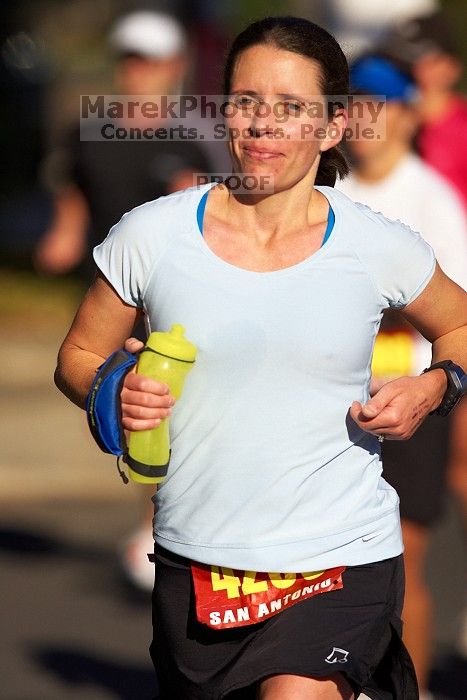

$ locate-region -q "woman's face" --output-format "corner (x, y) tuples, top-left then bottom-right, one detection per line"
(226, 44), (346, 193)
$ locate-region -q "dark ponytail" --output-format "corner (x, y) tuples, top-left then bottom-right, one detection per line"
(222, 16), (349, 187)
(315, 146), (349, 187)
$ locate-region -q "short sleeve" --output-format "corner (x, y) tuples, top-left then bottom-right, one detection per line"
(418, 175), (467, 291)
(93, 202), (159, 307)
(362, 215), (437, 310)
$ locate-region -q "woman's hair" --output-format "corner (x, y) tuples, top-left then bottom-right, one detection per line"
(222, 16), (349, 186)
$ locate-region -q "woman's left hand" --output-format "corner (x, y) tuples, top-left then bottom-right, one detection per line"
(350, 371), (447, 440)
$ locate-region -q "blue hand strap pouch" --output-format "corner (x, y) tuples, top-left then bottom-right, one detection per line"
(86, 349), (137, 457)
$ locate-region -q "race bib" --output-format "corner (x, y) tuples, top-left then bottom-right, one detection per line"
(372, 330), (416, 378)
(192, 563), (346, 629)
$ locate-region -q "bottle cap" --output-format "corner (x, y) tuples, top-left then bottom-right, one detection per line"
(145, 324), (197, 362)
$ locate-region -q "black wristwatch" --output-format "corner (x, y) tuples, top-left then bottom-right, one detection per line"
(422, 360), (467, 416)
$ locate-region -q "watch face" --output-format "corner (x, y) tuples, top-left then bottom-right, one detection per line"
(425, 361), (466, 416)
(443, 363), (465, 393)
(451, 365), (467, 393)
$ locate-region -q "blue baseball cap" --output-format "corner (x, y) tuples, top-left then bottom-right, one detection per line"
(350, 55), (417, 102)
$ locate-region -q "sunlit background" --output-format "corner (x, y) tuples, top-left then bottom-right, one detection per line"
(1, 1), (466, 698)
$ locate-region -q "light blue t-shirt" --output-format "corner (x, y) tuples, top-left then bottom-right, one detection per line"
(94, 183), (436, 572)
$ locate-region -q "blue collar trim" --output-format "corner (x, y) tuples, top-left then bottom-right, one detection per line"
(196, 190), (335, 247)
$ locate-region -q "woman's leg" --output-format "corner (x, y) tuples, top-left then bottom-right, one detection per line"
(400, 518), (432, 693)
(447, 400), (467, 522)
(258, 673), (354, 700)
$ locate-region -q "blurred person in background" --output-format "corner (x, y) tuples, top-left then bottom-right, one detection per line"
(380, 10), (467, 210)
(324, 0), (439, 60)
(380, 10), (467, 659)
(35, 10), (214, 593)
(337, 54), (467, 700)
(34, 10), (213, 281)
(0, 1), (53, 264)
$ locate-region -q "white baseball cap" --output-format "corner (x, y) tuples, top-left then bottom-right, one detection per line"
(109, 11), (187, 60)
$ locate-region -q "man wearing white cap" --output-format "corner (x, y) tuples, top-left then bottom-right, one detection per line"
(35, 11), (212, 278)
(109, 11), (187, 64)
(35, 11), (214, 592)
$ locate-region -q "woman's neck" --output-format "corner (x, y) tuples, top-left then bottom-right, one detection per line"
(221, 173), (329, 245)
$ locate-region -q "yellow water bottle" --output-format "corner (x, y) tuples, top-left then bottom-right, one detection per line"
(125, 324), (197, 484)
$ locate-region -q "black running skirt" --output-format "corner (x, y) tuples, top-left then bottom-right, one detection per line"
(150, 547), (418, 699)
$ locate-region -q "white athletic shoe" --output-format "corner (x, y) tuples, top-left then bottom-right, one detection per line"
(121, 525), (155, 592)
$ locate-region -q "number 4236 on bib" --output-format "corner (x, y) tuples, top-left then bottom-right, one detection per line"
(191, 562), (346, 629)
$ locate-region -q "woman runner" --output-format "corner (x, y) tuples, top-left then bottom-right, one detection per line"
(55, 16), (467, 699)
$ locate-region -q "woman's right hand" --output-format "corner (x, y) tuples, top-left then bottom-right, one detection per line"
(120, 337), (176, 432)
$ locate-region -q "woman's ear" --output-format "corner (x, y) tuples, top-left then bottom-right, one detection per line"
(320, 109), (348, 154)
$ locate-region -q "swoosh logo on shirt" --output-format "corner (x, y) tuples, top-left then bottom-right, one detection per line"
(362, 534), (379, 542)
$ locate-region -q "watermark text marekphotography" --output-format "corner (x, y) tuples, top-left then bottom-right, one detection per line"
(79, 94), (387, 142)
(194, 173), (275, 194)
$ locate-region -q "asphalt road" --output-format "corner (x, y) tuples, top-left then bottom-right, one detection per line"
(1, 499), (156, 700)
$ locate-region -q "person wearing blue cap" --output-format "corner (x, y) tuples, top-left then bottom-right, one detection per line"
(380, 10), (467, 210)
(338, 53), (467, 700)
(350, 55), (418, 103)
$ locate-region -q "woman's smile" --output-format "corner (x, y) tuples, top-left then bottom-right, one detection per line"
(242, 145), (284, 160)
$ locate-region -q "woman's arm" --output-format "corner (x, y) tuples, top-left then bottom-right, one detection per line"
(350, 264), (467, 438)
(55, 272), (139, 407)
(55, 273), (174, 430)
(401, 263), (467, 367)
(35, 185), (90, 274)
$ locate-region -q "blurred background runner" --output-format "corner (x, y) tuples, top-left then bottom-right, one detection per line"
(337, 52), (467, 700)
(33, 10), (224, 593)
(34, 10), (218, 282)
(379, 10), (467, 210)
